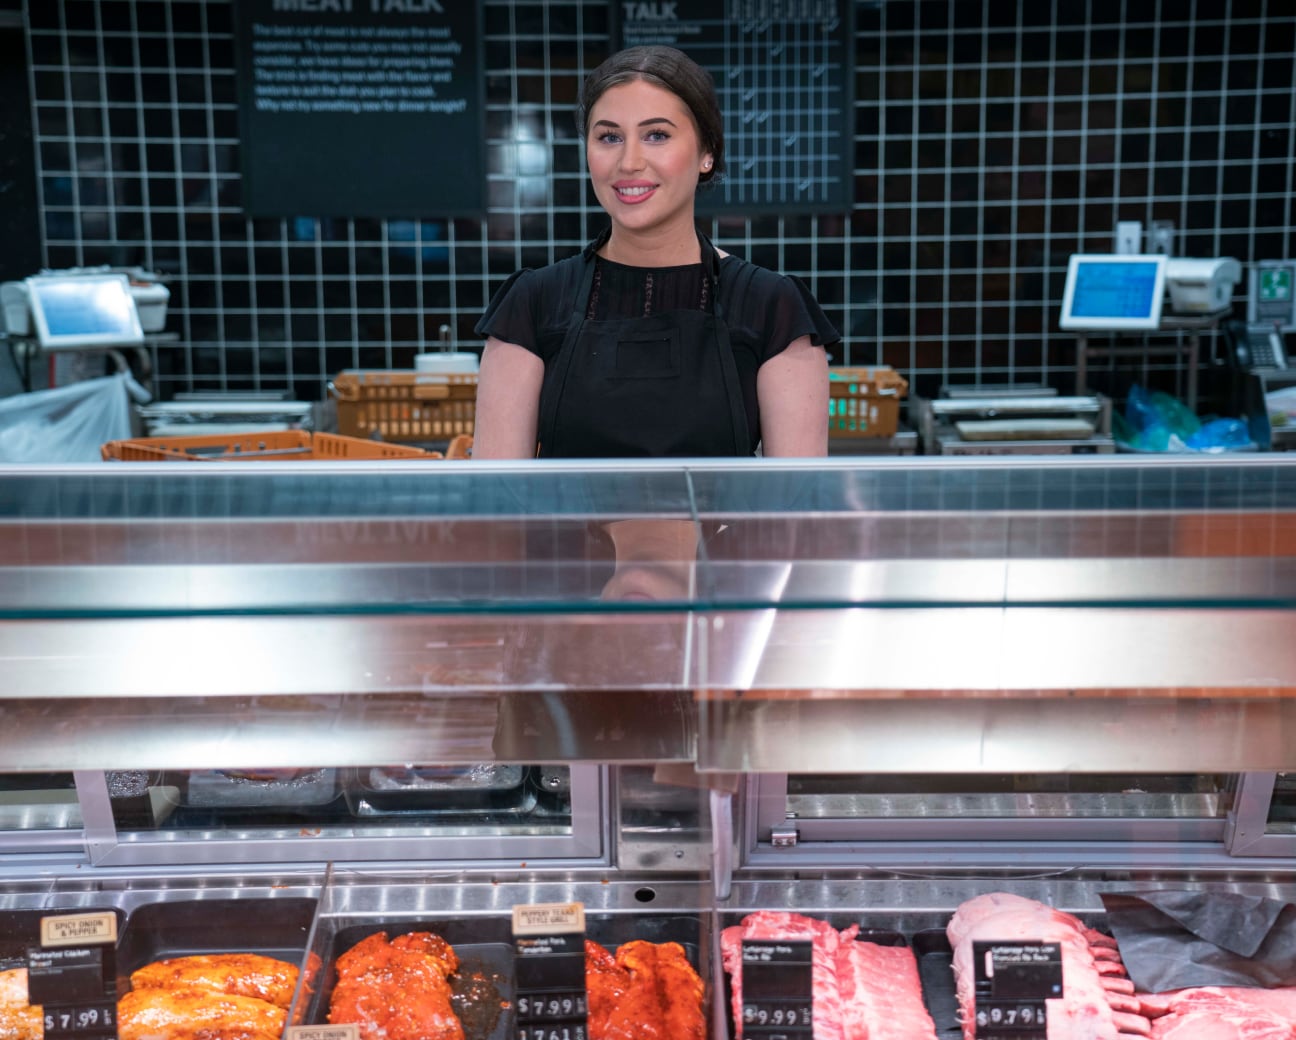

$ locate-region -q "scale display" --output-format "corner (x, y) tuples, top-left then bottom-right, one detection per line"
(24, 274), (145, 351)
(1059, 254), (1167, 331)
(615, 0), (853, 213)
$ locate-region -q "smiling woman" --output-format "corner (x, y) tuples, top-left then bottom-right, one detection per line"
(472, 45), (837, 460)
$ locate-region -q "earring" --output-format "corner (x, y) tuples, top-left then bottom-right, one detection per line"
(703, 159), (713, 170)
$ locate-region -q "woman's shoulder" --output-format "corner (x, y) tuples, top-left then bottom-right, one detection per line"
(477, 251), (586, 336)
(716, 253), (840, 353)
(717, 254), (811, 307)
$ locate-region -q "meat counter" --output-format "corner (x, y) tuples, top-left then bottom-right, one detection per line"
(2, 455), (1295, 1038)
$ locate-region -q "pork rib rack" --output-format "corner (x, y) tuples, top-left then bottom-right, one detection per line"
(947, 893), (1152, 1040)
(721, 909), (937, 1040)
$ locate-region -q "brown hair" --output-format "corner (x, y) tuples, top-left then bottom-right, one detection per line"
(576, 45), (725, 184)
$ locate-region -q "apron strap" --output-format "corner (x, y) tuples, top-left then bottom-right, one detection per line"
(534, 240), (603, 457)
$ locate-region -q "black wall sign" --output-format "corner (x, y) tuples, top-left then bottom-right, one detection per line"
(614, 0), (853, 214)
(232, 0), (485, 218)
(740, 939), (813, 1038)
(972, 941), (1063, 1040)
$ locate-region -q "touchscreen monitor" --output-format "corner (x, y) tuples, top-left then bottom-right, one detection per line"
(24, 273), (145, 350)
(1059, 254), (1167, 330)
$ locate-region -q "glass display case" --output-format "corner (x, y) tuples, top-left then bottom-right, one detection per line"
(3, 455), (1295, 1037)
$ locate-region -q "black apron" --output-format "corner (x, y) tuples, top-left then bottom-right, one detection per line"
(536, 231), (753, 458)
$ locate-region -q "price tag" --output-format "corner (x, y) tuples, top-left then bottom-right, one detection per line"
(40, 1004), (117, 1039)
(286, 1027), (360, 1040)
(28, 913), (119, 1040)
(972, 941), (1063, 1040)
(740, 939), (813, 1038)
(513, 903), (587, 1040)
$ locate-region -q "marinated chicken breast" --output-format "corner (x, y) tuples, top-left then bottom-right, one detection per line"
(0, 966), (43, 1040)
(129, 953), (298, 1009)
(117, 985), (286, 1040)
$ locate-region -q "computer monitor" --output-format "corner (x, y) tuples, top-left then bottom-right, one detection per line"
(1059, 254), (1167, 331)
(24, 272), (145, 351)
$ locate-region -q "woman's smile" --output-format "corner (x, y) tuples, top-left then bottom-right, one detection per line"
(613, 181), (658, 202)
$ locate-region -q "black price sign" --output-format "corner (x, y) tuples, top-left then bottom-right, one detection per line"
(972, 941), (1063, 1040)
(27, 948), (116, 1040)
(513, 903), (587, 1040)
(741, 939), (813, 1038)
(28, 912), (119, 1040)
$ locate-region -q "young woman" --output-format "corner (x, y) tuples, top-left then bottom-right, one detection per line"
(473, 45), (836, 459)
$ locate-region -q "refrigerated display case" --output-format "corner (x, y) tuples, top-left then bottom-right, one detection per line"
(3, 455), (1296, 1037)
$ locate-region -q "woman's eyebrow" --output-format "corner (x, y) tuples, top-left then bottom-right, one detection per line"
(592, 117), (679, 128)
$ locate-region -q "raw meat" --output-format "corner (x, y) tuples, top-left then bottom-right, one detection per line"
(1136, 987), (1296, 1040)
(129, 952), (299, 1008)
(117, 985), (286, 1040)
(328, 930), (464, 1040)
(583, 939), (705, 1040)
(836, 939), (939, 1040)
(0, 967), (43, 1040)
(722, 911), (939, 1040)
(117, 951), (302, 1040)
(1137, 987), (1296, 1021)
(947, 893), (1154, 1040)
(721, 910), (847, 1040)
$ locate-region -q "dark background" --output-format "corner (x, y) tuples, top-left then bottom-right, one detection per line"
(3, 0), (1293, 405)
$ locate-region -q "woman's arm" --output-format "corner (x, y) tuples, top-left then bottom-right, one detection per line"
(757, 335), (830, 457)
(472, 336), (545, 458)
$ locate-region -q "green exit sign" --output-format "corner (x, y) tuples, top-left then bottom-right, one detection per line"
(1259, 268), (1292, 301)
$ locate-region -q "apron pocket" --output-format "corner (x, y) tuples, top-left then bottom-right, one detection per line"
(613, 328), (681, 379)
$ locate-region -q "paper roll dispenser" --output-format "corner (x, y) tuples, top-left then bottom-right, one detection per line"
(1164, 257), (1241, 315)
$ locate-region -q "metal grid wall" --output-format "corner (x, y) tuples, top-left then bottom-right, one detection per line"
(21, 0), (1296, 402)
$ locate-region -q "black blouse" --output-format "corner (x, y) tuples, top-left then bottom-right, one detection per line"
(475, 248), (840, 452)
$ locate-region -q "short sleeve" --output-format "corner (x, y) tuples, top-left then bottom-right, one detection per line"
(760, 273), (841, 364)
(474, 269), (541, 355)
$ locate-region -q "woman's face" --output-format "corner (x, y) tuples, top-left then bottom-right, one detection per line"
(585, 78), (712, 239)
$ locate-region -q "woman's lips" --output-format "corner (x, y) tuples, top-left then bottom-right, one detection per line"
(613, 183), (657, 204)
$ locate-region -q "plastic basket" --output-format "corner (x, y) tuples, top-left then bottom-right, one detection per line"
(330, 369), (477, 443)
(101, 430), (440, 462)
(828, 366), (909, 438)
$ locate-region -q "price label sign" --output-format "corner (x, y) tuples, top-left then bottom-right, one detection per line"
(28, 912), (119, 1040)
(286, 1028), (360, 1040)
(972, 941), (1063, 1040)
(41, 1004), (117, 1040)
(741, 939), (813, 1038)
(513, 903), (587, 1040)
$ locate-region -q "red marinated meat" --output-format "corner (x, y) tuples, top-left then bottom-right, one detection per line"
(836, 940), (938, 1040)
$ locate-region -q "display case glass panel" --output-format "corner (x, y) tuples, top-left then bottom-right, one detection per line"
(0, 773), (81, 830)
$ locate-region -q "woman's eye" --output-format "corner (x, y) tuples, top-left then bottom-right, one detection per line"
(596, 131), (623, 144)
(645, 130), (670, 143)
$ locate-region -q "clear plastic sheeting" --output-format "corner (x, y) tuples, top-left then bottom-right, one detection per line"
(0, 372), (149, 463)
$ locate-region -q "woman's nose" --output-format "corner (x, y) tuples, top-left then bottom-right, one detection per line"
(619, 140), (645, 171)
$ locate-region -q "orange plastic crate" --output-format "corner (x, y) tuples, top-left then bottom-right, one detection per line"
(101, 430), (439, 461)
(828, 366), (909, 437)
(330, 370), (477, 443)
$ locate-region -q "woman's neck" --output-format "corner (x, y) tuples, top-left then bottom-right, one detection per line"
(600, 223), (701, 267)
